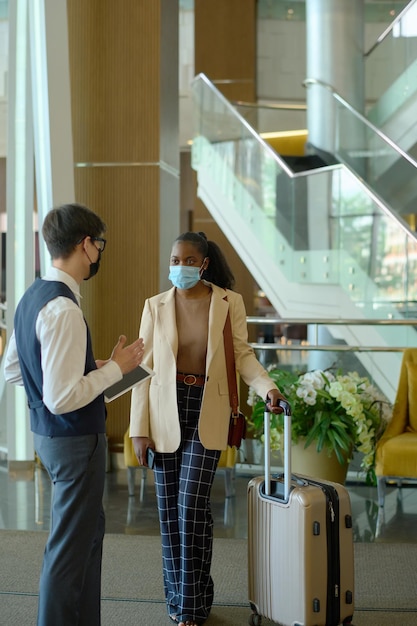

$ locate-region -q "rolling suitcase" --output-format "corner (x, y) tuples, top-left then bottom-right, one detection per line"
(247, 400), (355, 626)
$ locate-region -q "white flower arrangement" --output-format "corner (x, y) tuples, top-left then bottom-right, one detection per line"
(248, 368), (392, 483)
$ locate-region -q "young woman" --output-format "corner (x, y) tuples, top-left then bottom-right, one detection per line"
(129, 231), (286, 626)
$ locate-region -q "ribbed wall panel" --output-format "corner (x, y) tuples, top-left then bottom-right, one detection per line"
(76, 166), (159, 336)
(67, 1), (179, 445)
(193, 0), (257, 421)
(195, 0), (256, 102)
(75, 165), (160, 443)
(193, 0), (257, 320)
(68, 0), (161, 164)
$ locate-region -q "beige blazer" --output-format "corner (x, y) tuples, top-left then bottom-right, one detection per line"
(129, 282), (277, 451)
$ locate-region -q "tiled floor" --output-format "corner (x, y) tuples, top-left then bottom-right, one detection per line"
(1, 458), (417, 543)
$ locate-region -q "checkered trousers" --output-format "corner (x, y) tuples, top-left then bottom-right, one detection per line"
(153, 380), (221, 623)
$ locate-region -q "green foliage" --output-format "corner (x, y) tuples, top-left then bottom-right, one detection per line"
(247, 367), (392, 483)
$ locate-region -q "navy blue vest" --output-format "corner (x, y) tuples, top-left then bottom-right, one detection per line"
(14, 279), (106, 436)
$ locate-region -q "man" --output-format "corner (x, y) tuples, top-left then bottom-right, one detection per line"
(4, 203), (144, 626)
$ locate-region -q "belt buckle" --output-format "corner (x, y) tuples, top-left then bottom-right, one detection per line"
(184, 374), (197, 385)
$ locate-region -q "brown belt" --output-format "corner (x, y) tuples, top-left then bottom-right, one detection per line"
(176, 372), (207, 386)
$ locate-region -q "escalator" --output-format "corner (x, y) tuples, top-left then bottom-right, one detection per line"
(363, 0), (417, 216)
(192, 71), (417, 313)
(275, 153), (333, 251)
(190, 2), (417, 403)
(365, 1), (417, 154)
(191, 72), (417, 400)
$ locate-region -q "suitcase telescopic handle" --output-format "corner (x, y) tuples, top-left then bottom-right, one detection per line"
(264, 399), (292, 501)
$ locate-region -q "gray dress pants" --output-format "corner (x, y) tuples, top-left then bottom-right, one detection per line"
(34, 432), (106, 626)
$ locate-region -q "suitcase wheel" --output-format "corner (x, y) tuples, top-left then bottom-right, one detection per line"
(248, 612), (262, 626)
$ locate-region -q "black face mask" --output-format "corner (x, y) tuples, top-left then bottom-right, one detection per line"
(84, 250), (101, 280)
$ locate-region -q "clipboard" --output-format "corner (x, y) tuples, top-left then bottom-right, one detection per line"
(104, 364), (154, 402)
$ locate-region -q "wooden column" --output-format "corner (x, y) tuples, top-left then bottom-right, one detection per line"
(67, 0), (179, 447)
(195, 0), (256, 102)
(193, 0), (257, 315)
(192, 1), (259, 417)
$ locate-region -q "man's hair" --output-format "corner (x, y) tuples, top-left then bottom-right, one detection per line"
(42, 203), (107, 259)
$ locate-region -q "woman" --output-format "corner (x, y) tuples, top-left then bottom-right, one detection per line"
(129, 232), (286, 626)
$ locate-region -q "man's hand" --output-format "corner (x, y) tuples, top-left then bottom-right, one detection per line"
(95, 359), (108, 369)
(110, 335), (145, 374)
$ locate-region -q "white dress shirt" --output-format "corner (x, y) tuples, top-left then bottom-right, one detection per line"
(3, 267), (122, 415)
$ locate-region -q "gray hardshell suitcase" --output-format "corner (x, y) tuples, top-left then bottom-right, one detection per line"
(247, 401), (355, 626)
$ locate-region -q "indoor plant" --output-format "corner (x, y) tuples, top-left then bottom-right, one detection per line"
(247, 367), (392, 484)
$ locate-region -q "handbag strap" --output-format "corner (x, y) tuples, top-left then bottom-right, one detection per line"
(223, 309), (239, 416)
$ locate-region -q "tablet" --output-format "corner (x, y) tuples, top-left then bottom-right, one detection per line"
(104, 364), (154, 402)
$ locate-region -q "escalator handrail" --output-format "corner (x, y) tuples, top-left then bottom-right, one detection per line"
(230, 100), (307, 112)
(364, 0), (417, 58)
(303, 77), (417, 171)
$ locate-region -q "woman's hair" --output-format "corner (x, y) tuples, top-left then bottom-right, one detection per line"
(175, 231), (235, 289)
(42, 203), (106, 259)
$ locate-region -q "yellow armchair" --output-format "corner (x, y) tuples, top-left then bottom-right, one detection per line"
(375, 348), (417, 507)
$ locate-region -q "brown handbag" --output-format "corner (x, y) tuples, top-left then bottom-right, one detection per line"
(223, 310), (247, 449)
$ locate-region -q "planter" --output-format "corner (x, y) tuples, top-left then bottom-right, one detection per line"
(290, 439), (350, 485)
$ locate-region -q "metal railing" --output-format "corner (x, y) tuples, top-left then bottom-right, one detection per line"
(364, 0), (417, 57)
(230, 101), (307, 112)
(247, 316), (417, 353)
(303, 76), (417, 174)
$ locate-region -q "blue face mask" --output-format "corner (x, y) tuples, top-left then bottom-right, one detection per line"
(169, 265), (201, 290)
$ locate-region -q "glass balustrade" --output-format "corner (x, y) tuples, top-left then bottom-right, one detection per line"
(365, 0), (417, 145)
(192, 73), (417, 351)
(298, 76), (417, 231)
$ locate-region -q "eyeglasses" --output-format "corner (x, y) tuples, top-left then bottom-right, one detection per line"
(91, 237), (107, 252)
(77, 236), (107, 252)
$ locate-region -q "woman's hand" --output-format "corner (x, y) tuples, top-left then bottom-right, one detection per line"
(266, 388), (289, 414)
(131, 436), (155, 467)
